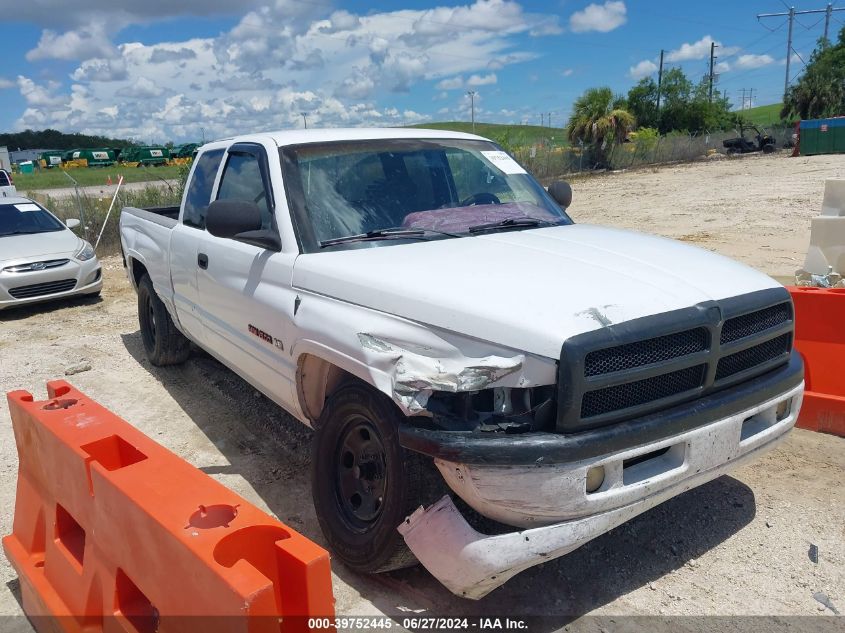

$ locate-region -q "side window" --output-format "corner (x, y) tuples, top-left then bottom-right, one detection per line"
(183, 149), (224, 229)
(0, 171), (9, 187)
(217, 152), (273, 230)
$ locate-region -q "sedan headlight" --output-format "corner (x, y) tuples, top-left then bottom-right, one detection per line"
(75, 241), (95, 262)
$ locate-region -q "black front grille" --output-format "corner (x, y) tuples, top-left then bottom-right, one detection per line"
(721, 302), (791, 344)
(581, 364), (706, 419)
(716, 333), (792, 380)
(558, 289), (795, 432)
(585, 328), (708, 376)
(9, 279), (77, 299)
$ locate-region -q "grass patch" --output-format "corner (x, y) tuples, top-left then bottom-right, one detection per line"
(28, 184), (184, 256)
(407, 121), (569, 147)
(737, 103), (785, 127)
(13, 164), (183, 191)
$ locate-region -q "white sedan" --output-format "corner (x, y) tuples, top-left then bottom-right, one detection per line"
(0, 196), (102, 310)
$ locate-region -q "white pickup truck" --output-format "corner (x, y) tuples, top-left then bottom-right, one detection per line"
(119, 128), (803, 598)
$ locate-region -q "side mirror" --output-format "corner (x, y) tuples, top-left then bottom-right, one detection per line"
(206, 199), (281, 251)
(66, 218), (81, 229)
(548, 181), (573, 208)
(206, 200), (262, 239)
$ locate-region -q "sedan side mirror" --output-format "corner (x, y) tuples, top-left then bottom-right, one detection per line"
(206, 200), (281, 251)
(66, 218), (80, 229)
(548, 181), (573, 208)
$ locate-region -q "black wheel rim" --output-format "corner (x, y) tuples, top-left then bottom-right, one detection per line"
(333, 416), (388, 531)
(141, 293), (156, 350)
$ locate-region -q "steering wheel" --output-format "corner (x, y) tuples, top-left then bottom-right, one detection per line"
(460, 192), (501, 206)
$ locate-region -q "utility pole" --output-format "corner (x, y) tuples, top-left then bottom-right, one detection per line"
(540, 113), (544, 127)
(824, 2), (833, 41)
(467, 91), (477, 133)
(548, 113), (553, 128)
(301, 112), (307, 129)
(708, 41), (718, 103)
(758, 4), (845, 99)
(656, 49), (665, 111)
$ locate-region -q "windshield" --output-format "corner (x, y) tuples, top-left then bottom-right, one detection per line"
(0, 202), (66, 237)
(280, 139), (572, 252)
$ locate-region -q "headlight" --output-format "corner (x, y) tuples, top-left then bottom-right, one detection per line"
(75, 241), (95, 261)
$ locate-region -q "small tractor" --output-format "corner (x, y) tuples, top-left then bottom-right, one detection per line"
(723, 123), (776, 155)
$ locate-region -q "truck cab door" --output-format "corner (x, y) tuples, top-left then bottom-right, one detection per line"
(195, 142), (298, 408)
(169, 148), (225, 345)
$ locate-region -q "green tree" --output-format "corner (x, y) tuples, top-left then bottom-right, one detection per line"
(566, 86), (636, 167)
(782, 27), (845, 120)
(626, 78), (659, 129)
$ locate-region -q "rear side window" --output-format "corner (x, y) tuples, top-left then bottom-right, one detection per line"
(0, 171), (10, 187)
(182, 149), (224, 229)
(217, 152), (273, 230)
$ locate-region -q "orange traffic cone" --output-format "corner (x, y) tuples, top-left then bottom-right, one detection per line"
(107, 175), (113, 185)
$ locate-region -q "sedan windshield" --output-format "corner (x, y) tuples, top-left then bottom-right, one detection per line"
(280, 139), (572, 252)
(0, 202), (65, 237)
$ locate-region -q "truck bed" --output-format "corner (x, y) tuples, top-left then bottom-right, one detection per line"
(121, 205), (180, 228)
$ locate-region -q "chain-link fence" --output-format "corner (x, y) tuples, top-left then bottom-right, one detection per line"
(504, 124), (795, 181)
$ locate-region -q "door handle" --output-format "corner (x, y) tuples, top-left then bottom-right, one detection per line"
(198, 253), (209, 269)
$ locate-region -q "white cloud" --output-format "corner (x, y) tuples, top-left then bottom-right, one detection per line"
(117, 76), (164, 98)
(0, 78), (15, 89)
(628, 59), (658, 80)
(562, 68), (574, 77)
(436, 76), (465, 90)
(71, 57), (127, 82)
(26, 25), (115, 61)
(10, 0), (559, 140)
(466, 73), (497, 87)
(715, 61), (731, 73)
(735, 53), (774, 70)
(569, 1), (627, 33)
(665, 35), (738, 63)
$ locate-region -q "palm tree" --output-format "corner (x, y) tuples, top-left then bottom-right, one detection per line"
(566, 87), (636, 167)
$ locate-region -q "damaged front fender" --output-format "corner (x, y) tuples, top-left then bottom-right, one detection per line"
(357, 332), (528, 413)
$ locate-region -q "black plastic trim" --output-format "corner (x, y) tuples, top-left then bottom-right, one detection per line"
(398, 350), (803, 465)
(557, 287), (794, 431)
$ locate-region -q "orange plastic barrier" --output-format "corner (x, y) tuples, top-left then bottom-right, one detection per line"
(3, 380), (335, 633)
(788, 287), (845, 437)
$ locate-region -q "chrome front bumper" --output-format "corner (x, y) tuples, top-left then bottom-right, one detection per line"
(399, 382), (803, 599)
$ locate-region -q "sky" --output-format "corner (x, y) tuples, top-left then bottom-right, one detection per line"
(0, 0), (840, 143)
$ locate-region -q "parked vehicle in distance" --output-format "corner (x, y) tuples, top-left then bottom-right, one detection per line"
(39, 150), (64, 168)
(64, 148), (117, 167)
(121, 146), (170, 167)
(0, 196), (101, 310)
(723, 123), (776, 155)
(0, 169), (16, 197)
(120, 129), (804, 598)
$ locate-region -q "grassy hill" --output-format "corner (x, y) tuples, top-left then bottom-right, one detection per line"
(736, 103), (785, 126)
(407, 121), (568, 147)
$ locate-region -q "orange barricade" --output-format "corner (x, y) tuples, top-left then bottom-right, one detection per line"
(788, 287), (845, 437)
(3, 380), (335, 633)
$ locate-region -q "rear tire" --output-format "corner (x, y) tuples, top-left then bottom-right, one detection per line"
(311, 382), (443, 573)
(137, 274), (190, 366)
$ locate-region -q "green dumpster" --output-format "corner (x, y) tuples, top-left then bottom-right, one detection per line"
(799, 117), (845, 156)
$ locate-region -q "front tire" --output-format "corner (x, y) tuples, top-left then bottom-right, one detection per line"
(137, 274), (190, 366)
(311, 383), (443, 573)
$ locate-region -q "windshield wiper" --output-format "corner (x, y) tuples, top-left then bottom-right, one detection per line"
(468, 217), (559, 233)
(0, 230), (49, 237)
(319, 227), (459, 248)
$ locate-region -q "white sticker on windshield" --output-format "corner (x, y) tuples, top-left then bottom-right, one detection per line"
(480, 150), (527, 175)
(15, 204), (40, 212)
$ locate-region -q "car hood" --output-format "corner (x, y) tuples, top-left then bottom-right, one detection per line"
(292, 224), (781, 359)
(0, 230), (80, 263)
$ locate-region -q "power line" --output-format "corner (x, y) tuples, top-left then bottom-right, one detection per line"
(758, 3), (845, 99)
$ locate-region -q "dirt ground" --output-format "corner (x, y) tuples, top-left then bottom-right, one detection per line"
(570, 151), (845, 281)
(1, 152), (844, 629)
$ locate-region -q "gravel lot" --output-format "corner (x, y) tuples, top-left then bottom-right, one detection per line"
(1, 151), (843, 628)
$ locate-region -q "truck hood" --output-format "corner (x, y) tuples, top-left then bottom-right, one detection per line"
(292, 224), (781, 359)
(0, 230), (80, 263)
